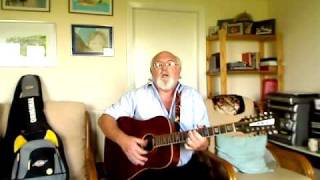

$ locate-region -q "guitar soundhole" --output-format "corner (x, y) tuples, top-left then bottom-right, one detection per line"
(143, 134), (154, 151)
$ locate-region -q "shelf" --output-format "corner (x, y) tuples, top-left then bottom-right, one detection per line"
(269, 140), (320, 158)
(207, 34), (276, 41)
(207, 69), (277, 76)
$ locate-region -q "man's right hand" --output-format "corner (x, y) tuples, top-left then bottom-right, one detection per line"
(118, 135), (148, 166)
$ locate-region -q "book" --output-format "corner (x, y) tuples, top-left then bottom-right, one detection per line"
(208, 53), (220, 73)
(242, 52), (258, 69)
(260, 61), (277, 66)
(261, 79), (278, 101)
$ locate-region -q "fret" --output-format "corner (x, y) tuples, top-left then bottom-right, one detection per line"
(208, 127), (214, 136)
(220, 125), (226, 134)
(214, 127), (220, 134)
(179, 132), (184, 142)
(174, 133), (178, 143)
(226, 124), (234, 132)
(199, 128), (209, 137)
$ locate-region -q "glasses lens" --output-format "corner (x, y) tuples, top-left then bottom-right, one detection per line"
(167, 61), (177, 67)
(153, 62), (162, 69)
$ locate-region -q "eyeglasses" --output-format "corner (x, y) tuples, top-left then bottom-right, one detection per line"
(152, 60), (179, 69)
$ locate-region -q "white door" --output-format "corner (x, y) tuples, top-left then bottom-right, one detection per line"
(128, 2), (206, 94)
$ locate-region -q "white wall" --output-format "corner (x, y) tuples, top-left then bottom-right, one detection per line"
(0, 1), (129, 114)
(268, 0), (320, 93)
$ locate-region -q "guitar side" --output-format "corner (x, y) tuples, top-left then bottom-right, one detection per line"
(104, 116), (180, 180)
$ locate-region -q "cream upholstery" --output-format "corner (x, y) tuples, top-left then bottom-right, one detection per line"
(205, 95), (315, 180)
(0, 101), (97, 180)
(237, 167), (311, 180)
(205, 96), (255, 153)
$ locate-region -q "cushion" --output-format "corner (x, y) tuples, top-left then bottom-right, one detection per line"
(216, 134), (273, 174)
(44, 102), (86, 180)
(205, 95), (255, 153)
(211, 95), (245, 115)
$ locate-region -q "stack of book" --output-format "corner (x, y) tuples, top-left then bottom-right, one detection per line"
(260, 57), (277, 71)
(227, 61), (249, 70)
(242, 52), (259, 69)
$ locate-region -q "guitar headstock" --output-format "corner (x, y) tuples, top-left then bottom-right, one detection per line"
(235, 112), (278, 135)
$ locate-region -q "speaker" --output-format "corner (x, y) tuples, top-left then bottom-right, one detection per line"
(266, 92), (318, 146)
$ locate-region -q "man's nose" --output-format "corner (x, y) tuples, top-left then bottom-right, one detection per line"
(161, 64), (169, 70)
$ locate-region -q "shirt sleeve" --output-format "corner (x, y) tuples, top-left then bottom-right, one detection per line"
(192, 90), (210, 128)
(103, 91), (136, 120)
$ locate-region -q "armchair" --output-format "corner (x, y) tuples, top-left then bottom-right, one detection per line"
(0, 101), (97, 180)
(204, 95), (316, 180)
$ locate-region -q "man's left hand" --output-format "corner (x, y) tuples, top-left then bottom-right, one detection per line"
(184, 129), (209, 151)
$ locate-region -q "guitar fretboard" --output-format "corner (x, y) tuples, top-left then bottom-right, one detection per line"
(154, 123), (236, 147)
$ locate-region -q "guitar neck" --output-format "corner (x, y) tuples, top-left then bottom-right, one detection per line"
(154, 123), (236, 147)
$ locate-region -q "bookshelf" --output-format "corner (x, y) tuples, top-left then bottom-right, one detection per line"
(206, 29), (284, 102)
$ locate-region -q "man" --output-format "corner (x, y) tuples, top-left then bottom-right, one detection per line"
(99, 51), (211, 179)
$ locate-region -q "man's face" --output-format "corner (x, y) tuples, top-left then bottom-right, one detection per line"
(151, 52), (181, 91)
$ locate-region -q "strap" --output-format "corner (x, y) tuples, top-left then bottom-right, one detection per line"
(174, 91), (181, 130)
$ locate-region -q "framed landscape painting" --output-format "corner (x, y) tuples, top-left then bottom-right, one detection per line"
(0, 21), (56, 67)
(71, 24), (114, 56)
(1, 0), (50, 12)
(69, 0), (113, 16)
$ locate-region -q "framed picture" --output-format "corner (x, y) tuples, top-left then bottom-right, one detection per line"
(1, 0), (50, 12)
(242, 21), (254, 34)
(0, 21), (56, 67)
(217, 18), (234, 31)
(254, 19), (276, 35)
(71, 24), (113, 56)
(227, 23), (243, 35)
(208, 26), (219, 37)
(69, 0), (113, 16)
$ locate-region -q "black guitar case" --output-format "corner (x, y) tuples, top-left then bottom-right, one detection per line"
(0, 74), (69, 179)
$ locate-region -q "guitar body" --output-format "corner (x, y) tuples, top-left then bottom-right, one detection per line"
(104, 116), (180, 180)
(103, 113), (277, 179)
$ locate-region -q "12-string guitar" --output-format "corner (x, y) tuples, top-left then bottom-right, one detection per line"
(104, 113), (277, 180)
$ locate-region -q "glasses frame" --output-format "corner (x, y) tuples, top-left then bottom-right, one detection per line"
(152, 60), (179, 69)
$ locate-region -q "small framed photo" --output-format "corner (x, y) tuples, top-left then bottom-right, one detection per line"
(254, 19), (276, 35)
(242, 21), (254, 34)
(1, 0), (50, 12)
(217, 18), (234, 31)
(208, 26), (219, 37)
(69, 0), (113, 16)
(71, 24), (114, 56)
(227, 23), (243, 35)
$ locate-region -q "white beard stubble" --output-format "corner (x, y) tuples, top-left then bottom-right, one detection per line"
(155, 77), (177, 91)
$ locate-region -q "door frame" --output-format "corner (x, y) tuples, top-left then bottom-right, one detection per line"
(127, 1), (207, 96)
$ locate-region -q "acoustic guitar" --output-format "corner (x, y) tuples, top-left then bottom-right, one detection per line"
(104, 113), (277, 180)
